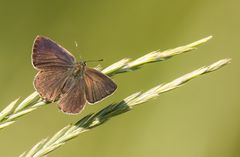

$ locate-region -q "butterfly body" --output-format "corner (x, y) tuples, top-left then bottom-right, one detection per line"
(72, 62), (86, 78)
(32, 36), (117, 114)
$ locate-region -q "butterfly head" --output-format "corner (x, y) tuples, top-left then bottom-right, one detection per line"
(79, 60), (87, 66)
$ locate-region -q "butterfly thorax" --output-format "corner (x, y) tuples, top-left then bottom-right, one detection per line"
(73, 62), (86, 77)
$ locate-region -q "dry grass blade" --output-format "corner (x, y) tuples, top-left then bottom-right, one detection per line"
(0, 93), (47, 130)
(21, 58), (230, 157)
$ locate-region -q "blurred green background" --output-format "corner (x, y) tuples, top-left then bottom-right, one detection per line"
(0, 0), (239, 157)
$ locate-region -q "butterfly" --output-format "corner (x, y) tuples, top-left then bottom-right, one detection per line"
(32, 36), (117, 114)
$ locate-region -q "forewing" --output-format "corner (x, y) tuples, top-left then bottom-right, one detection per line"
(84, 67), (117, 104)
(58, 77), (86, 114)
(34, 69), (71, 101)
(32, 36), (75, 70)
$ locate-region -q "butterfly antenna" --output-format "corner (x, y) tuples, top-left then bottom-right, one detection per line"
(85, 59), (104, 63)
(74, 41), (84, 61)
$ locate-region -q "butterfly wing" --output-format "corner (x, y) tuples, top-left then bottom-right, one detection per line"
(32, 35), (75, 70)
(58, 77), (86, 114)
(34, 69), (73, 101)
(84, 67), (117, 104)
(32, 35), (75, 101)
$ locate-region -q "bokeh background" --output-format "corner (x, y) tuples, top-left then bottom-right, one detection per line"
(0, 0), (239, 157)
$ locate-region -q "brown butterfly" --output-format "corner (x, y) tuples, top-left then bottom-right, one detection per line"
(32, 36), (117, 114)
